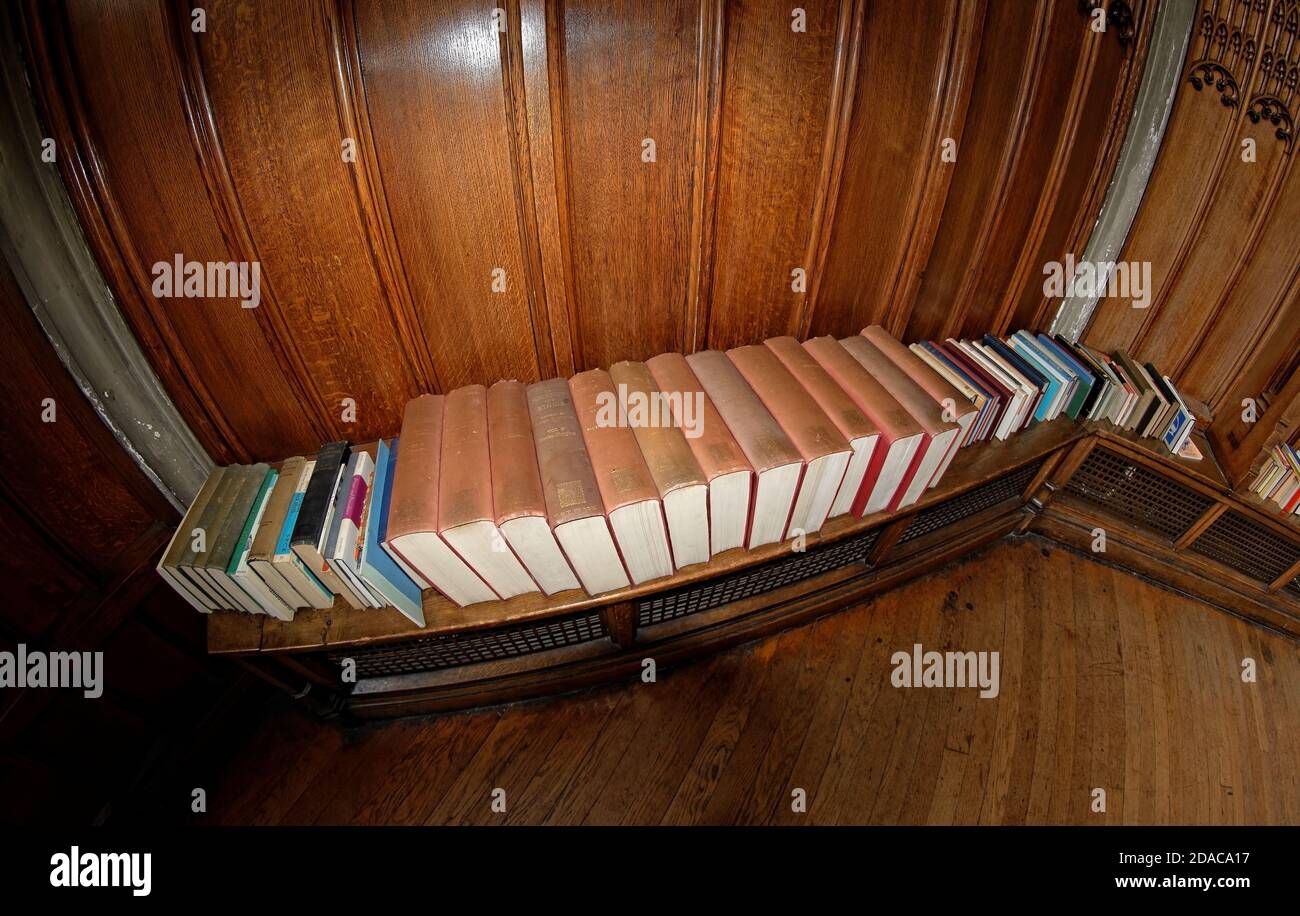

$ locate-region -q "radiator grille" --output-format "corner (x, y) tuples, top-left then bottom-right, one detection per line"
(1064, 447), (1215, 541)
(898, 461), (1040, 545)
(1188, 510), (1300, 585)
(637, 527), (880, 627)
(326, 611), (605, 678)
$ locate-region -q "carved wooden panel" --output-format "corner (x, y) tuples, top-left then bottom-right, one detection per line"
(22, 0), (1151, 462)
(1081, 0), (1299, 480)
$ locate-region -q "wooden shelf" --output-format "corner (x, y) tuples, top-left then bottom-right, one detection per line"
(1090, 424), (1230, 493)
(207, 417), (1085, 656)
(205, 411), (1300, 721)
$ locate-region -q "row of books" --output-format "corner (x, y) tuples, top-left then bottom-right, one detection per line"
(158, 326), (1191, 624)
(912, 331), (1197, 457)
(1250, 436), (1300, 515)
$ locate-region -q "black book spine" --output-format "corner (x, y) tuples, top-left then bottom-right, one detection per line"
(291, 441), (350, 547)
(1055, 335), (1107, 418)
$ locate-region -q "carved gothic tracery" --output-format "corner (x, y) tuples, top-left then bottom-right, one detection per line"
(1189, 60), (1242, 107)
(1186, 0), (1300, 146)
(1247, 95), (1295, 147)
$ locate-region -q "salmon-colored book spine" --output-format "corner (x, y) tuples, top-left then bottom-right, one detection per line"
(684, 350), (801, 473)
(729, 342), (848, 461)
(525, 377), (605, 527)
(840, 335), (958, 510)
(607, 361), (707, 497)
(386, 394), (443, 543)
(644, 353), (752, 483)
(801, 336), (923, 516)
(863, 325), (976, 452)
(765, 336), (879, 443)
(439, 385), (495, 532)
(487, 380), (548, 525)
(568, 369), (661, 513)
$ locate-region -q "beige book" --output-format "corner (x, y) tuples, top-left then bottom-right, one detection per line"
(645, 352), (752, 555)
(609, 360), (710, 569)
(570, 368), (673, 585)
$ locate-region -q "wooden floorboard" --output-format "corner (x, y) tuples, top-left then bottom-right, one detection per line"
(188, 537), (1300, 826)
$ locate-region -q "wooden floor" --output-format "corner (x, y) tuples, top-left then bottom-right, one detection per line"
(201, 538), (1300, 825)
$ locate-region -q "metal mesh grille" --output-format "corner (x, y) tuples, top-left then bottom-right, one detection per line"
(1188, 510), (1300, 585)
(1064, 447), (1215, 541)
(637, 527), (880, 627)
(899, 461), (1040, 545)
(325, 611), (605, 678)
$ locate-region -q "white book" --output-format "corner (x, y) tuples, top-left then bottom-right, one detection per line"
(326, 453), (385, 609)
(499, 516), (580, 595)
(957, 341), (1031, 437)
(232, 481), (294, 621)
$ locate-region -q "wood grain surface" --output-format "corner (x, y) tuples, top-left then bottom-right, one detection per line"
(191, 538), (1300, 825)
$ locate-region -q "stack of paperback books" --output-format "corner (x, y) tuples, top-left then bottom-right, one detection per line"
(157, 326), (1195, 624)
(1250, 435), (1300, 516)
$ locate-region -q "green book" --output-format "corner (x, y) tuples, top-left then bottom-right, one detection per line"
(196, 464), (270, 611)
(226, 468), (277, 578)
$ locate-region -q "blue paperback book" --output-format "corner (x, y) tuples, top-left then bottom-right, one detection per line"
(360, 438), (426, 626)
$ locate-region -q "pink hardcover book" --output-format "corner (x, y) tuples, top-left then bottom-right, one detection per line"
(645, 352), (754, 555)
(686, 350), (803, 548)
(727, 344), (852, 537)
(840, 336), (961, 511)
(802, 337), (926, 517)
(526, 377), (630, 596)
(569, 369), (673, 585)
(439, 385), (538, 599)
(764, 336), (881, 520)
(487, 380), (580, 595)
(862, 325), (977, 487)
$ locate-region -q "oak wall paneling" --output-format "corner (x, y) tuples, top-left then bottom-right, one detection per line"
(703, 0), (843, 348)
(903, 0), (1051, 345)
(963, 0), (1100, 334)
(558, 0), (701, 368)
(352, 0), (551, 388)
(808, 0), (978, 340)
(23, 0), (1154, 464)
(1079, 0), (1300, 483)
(1004, 0), (1151, 335)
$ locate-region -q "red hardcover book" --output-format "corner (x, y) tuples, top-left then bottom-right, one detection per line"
(840, 336), (961, 511)
(727, 343), (852, 536)
(802, 337), (926, 517)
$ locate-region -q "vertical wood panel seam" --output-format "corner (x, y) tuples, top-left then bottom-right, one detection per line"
(545, 0), (583, 372)
(1130, 0), (1276, 355)
(888, 0), (986, 340)
(326, 0), (440, 394)
(686, 0), (725, 353)
(877, 0), (965, 338)
(516, 0), (575, 378)
(799, 0), (865, 340)
(946, 0), (1055, 339)
(21, 0), (251, 462)
(500, 0), (558, 381)
(992, 10), (1106, 335)
(163, 0), (338, 444)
